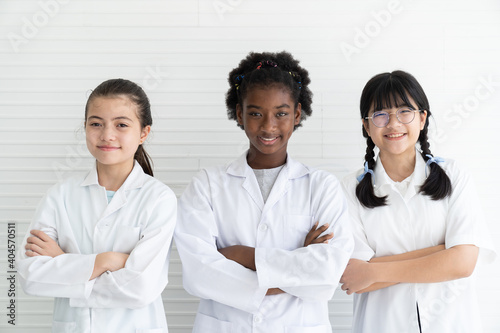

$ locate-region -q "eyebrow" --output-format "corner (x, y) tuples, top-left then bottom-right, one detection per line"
(87, 115), (134, 121)
(246, 104), (291, 110)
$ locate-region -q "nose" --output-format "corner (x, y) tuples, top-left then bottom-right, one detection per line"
(385, 112), (400, 128)
(261, 114), (277, 132)
(100, 125), (116, 141)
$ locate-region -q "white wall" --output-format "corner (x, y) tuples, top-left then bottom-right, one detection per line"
(1, 0), (499, 332)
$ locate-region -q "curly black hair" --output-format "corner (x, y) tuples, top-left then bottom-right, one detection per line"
(225, 51), (313, 130)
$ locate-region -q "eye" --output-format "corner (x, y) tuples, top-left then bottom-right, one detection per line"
(276, 112), (288, 117)
(88, 122), (102, 127)
(249, 112), (262, 117)
(117, 123), (129, 128)
(372, 111), (388, 118)
(398, 108), (413, 115)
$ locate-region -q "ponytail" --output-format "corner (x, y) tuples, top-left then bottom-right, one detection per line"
(134, 145), (154, 177)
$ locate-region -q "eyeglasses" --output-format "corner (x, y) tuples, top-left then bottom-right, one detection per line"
(365, 108), (422, 128)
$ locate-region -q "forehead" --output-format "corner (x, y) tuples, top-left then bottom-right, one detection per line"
(243, 85), (294, 107)
(371, 92), (417, 111)
(87, 95), (139, 119)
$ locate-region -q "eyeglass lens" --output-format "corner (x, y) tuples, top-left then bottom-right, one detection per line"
(372, 109), (416, 127)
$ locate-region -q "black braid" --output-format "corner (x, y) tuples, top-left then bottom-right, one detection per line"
(418, 126), (452, 200)
(356, 137), (388, 208)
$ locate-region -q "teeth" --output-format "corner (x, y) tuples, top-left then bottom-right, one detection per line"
(260, 137), (277, 141)
(387, 133), (404, 138)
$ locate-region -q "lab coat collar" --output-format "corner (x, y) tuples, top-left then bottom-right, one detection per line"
(226, 151), (310, 212)
(373, 149), (427, 200)
(81, 160), (146, 190)
(226, 151), (310, 180)
(80, 161), (147, 222)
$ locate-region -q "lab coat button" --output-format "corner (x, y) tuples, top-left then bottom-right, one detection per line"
(258, 224), (268, 232)
(253, 315), (263, 324)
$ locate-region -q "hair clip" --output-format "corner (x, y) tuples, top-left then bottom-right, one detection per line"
(357, 162), (374, 182)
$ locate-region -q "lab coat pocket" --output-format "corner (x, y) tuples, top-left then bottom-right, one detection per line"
(52, 320), (77, 333)
(285, 324), (331, 333)
(113, 226), (141, 254)
(193, 313), (233, 333)
(284, 215), (314, 250)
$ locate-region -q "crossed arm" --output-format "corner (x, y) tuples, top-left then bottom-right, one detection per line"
(25, 229), (128, 280)
(217, 221), (334, 295)
(340, 244), (479, 295)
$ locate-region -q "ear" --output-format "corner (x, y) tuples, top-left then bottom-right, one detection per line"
(419, 110), (428, 130)
(236, 104), (244, 127)
(139, 125), (151, 144)
(362, 119), (371, 137)
(294, 103), (302, 126)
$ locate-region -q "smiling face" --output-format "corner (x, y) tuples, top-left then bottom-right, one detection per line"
(363, 95), (427, 160)
(236, 85), (301, 169)
(85, 96), (150, 172)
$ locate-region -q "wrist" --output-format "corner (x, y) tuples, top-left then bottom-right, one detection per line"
(96, 252), (110, 272)
(370, 262), (384, 284)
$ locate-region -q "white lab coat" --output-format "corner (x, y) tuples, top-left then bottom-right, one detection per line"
(175, 152), (354, 333)
(17, 161), (177, 333)
(342, 152), (496, 333)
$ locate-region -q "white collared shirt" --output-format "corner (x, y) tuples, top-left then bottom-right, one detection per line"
(17, 161), (177, 333)
(342, 152), (496, 333)
(175, 151), (354, 333)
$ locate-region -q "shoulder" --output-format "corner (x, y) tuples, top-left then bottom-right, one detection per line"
(45, 172), (89, 198)
(437, 157), (463, 176)
(307, 167), (339, 185)
(341, 169), (362, 193)
(141, 174), (177, 201)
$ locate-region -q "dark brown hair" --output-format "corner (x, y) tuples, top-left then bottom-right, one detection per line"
(85, 79), (154, 176)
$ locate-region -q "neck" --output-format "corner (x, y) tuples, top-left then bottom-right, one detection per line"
(96, 160), (134, 191)
(379, 149), (417, 182)
(246, 147), (287, 169)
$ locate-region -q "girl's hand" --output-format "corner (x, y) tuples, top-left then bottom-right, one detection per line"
(25, 230), (64, 258)
(218, 245), (256, 271)
(266, 288), (285, 296)
(303, 222), (333, 247)
(90, 252), (130, 280)
(340, 259), (375, 295)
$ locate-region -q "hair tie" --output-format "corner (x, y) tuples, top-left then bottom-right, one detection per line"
(425, 154), (444, 177)
(357, 162), (374, 182)
(289, 71), (302, 89)
(256, 60), (278, 70)
(234, 74), (245, 90)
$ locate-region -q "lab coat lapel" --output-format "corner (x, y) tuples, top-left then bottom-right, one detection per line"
(262, 156), (309, 216)
(227, 152), (264, 211)
(81, 161), (146, 222)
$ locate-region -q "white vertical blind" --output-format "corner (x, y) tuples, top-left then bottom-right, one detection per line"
(0, 1), (499, 332)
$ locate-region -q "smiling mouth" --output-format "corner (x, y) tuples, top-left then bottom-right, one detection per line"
(386, 133), (405, 138)
(98, 146), (120, 151)
(258, 136), (279, 144)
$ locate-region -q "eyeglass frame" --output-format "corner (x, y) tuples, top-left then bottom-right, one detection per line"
(364, 108), (423, 128)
